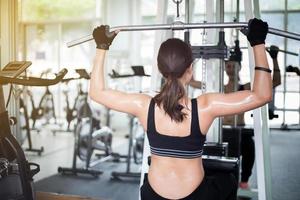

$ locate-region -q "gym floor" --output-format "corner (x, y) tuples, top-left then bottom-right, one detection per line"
(24, 120), (300, 200)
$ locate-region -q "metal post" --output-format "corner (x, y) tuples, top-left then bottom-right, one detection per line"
(236, 0), (240, 38)
(298, 48), (300, 125)
(234, 0), (240, 128)
(282, 0), (288, 127)
(218, 0), (225, 143)
(242, 0), (272, 199)
(185, 0), (190, 23)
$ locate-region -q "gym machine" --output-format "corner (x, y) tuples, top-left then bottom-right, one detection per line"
(110, 66), (148, 180)
(29, 69), (57, 130)
(58, 68), (119, 178)
(58, 69), (95, 132)
(19, 91), (44, 155)
(0, 61), (67, 200)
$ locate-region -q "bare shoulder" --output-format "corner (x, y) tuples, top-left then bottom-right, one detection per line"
(195, 94), (214, 134)
(195, 93), (209, 108)
(138, 93), (153, 107)
(134, 93), (154, 117)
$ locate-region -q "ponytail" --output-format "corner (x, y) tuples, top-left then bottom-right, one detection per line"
(154, 77), (187, 122)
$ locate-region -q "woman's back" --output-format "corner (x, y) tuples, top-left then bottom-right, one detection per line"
(145, 97), (206, 199)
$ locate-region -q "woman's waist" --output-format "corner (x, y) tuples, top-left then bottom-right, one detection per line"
(147, 156), (204, 197)
(148, 155), (204, 186)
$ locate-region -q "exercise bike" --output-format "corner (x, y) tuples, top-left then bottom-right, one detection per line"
(19, 91), (44, 155)
(58, 69), (116, 177)
(110, 66), (149, 180)
(59, 69), (93, 132)
(0, 61), (67, 200)
(29, 69), (57, 130)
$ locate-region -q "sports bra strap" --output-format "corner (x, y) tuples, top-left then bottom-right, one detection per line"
(191, 98), (201, 135)
(147, 98), (155, 132)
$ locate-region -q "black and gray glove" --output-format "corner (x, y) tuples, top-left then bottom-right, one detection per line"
(93, 25), (117, 50)
(241, 18), (268, 47)
(267, 45), (279, 59)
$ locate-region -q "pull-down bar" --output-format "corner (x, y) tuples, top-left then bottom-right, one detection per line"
(67, 22), (300, 48)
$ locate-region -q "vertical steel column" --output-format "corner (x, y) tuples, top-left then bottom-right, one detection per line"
(218, 0), (225, 143)
(233, 0), (240, 127)
(185, 0), (190, 23)
(282, 0), (288, 126)
(298, 49), (300, 124)
(243, 0), (272, 199)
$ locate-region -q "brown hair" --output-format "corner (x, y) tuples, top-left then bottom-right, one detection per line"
(154, 38), (193, 123)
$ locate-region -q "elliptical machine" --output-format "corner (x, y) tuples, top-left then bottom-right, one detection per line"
(0, 61), (67, 200)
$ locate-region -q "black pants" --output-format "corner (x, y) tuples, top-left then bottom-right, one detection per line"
(140, 173), (237, 200)
(240, 129), (255, 182)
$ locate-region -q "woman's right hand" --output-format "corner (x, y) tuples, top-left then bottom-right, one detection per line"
(92, 25), (118, 50)
(241, 18), (268, 47)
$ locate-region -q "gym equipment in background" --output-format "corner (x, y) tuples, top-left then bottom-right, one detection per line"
(29, 69), (57, 130)
(57, 69), (115, 178)
(59, 69), (94, 132)
(0, 61), (67, 200)
(19, 92), (44, 155)
(110, 66), (148, 180)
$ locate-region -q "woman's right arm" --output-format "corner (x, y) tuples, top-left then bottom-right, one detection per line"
(200, 18), (272, 119)
(267, 45), (281, 87)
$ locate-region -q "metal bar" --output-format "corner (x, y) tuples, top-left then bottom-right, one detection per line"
(240, 46), (299, 56)
(268, 27), (300, 41)
(274, 108), (300, 112)
(269, 48), (298, 56)
(67, 22), (248, 47)
(67, 22), (300, 48)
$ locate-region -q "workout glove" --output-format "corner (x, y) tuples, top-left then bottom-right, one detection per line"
(267, 45), (279, 59)
(93, 25), (117, 50)
(241, 18), (268, 47)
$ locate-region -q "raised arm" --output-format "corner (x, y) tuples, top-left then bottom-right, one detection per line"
(189, 76), (202, 89)
(202, 18), (272, 119)
(267, 45), (281, 88)
(89, 26), (149, 117)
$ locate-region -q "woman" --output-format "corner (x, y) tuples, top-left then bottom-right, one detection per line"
(89, 18), (271, 200)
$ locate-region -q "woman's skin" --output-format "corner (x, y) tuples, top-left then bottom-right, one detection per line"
(89, 43), (272, 199)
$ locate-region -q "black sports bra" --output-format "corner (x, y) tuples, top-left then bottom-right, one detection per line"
(146, 98), (206, 159)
